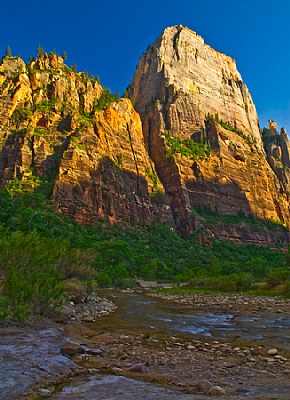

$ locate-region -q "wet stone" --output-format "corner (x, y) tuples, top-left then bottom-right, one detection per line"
(60, 343), (84, 357)
(268, 348), (278, 356)
(208, 385), (226, 396)
(127, 363), (149, 373)
(38, 388), (52, 397)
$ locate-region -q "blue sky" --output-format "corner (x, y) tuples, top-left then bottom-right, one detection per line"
(1, 0), (290, 133)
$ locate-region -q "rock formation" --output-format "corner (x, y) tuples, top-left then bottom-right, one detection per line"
(0, 27), (289, 247)
(0, 53), (172, 226)
(262, 121), (290, 195)
(129, 25), (290, 236)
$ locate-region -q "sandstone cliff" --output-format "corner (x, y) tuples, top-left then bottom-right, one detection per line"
(262, 121), (290, 195)
(0, 53), (172, 225)
(129, 25), (290, 238)
(0, 30), (289, 247)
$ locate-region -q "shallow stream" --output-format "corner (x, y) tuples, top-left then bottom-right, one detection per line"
(94, 291), (290, 352)
(2, 291), (290, 399)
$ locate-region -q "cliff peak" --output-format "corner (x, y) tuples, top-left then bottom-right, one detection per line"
(129, 26), (290, 233)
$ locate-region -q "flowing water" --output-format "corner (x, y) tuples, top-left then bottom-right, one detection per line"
(2, 291), (290, 399)
(94, 291), (290, 352)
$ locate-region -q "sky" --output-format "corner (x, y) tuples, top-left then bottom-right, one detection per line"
(1, 0), (290, 133)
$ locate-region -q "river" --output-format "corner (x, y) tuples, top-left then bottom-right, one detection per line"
(2, 290), (290, 399)
(93, 291), (290, 352)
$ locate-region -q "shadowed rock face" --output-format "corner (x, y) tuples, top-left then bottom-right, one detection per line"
(129, 25), (290, 231)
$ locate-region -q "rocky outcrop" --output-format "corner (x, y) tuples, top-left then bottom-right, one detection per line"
(129, 25), (290, 234)
(262, 121), (290, 195)
(52, 99), (172, 225)
(0, 53), (172, 226)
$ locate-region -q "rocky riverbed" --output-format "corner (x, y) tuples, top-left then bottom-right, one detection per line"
(2, 291), (290, 399)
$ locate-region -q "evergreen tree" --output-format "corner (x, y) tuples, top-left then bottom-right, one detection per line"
(37, 44), (45, 57)
(5, 46), (12, 57)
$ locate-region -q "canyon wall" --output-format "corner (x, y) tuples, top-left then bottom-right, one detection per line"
(0, 53), (172, 226)
(129, 25), (290, 236)
(0, 27), (289, 246)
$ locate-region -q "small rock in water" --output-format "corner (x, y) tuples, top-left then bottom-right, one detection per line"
(126, 362), (133, 368)
(60, 342), (84, 356)
(127, 362), (149, 373)
(208, 385), (226, 396)
(275, 355), (288, 361)
(112, 367), (123, 373)
(119, 334), (129, 340)
(197, 380), (226, 396)
(196, 380), (213, 393)
(38, 389), (52, 398)
(268, 348), (278, 356)
(81, 345), (102, 355)
(88, 368), (100, 374)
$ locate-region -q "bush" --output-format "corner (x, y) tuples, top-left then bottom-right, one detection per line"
(56, 245), (96, 280)
(94, 88), (119, 111)
(6, 174), (43, 197)
(266, 269), (290, 288)
(0, 231), (96, 320)
(0, 232), (64, 319)
(164, 130), (210, 159)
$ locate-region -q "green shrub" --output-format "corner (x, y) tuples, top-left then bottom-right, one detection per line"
(0, 230), (96, 320)
(94, 88), (119, 111)
(34, 98), (58, 113)
(0, 187), (287, 302)
(11, 108), (33, 126)
(33, 128), (48, 136)
(6, 174), (43, 196)
(192, 206), (287, 231)
(0, 232), (64, 319)
(197, 273), (253, 291)
(205, 113), (253, 145)
(266, 269), (290, 288)
(56, 245), (96, 280)
(164, 130), (210, 159)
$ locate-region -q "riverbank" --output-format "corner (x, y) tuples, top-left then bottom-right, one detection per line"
(2, 290), (290, 399)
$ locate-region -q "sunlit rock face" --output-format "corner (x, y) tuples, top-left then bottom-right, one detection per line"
(0, 53), (172, 226)
(129, 25), (290, 232)
(0, 32), (289, 246)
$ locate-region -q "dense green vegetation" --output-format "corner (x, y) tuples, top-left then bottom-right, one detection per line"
(0, 183), (289, 321)
(192, 206), (288, 232)
(164, 130), (211, 159)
